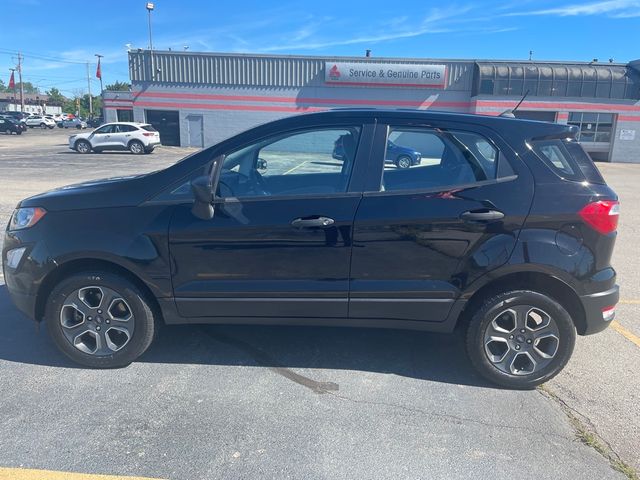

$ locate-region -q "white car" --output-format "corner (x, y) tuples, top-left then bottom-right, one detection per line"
(69, 122), (161, 154)
(24, 115), (56, 129)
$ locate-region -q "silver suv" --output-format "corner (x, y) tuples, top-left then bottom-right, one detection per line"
(69, 122), (161, 154)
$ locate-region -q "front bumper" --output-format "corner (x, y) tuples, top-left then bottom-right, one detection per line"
(579, 285), (619, 335)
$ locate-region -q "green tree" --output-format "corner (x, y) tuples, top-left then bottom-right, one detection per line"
(105, 81), (131, 91)
(45, 87), (65, 105)
(0, 79), (6, 93)
(13, 82), (39, 94)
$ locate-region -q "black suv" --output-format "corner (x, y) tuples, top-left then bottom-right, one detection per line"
(3, 110), (619, 389)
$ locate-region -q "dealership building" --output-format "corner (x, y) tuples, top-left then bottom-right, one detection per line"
(103, 50), (640, 162)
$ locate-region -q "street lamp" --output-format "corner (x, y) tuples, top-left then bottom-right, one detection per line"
(146, 2), (154, 51)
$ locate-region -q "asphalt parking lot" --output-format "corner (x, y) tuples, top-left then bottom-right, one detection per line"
(0, 128), (638, 480)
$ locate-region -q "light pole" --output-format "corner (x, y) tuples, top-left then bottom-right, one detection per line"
(146, 3), (154, 50)
(146, 2), (155, 80)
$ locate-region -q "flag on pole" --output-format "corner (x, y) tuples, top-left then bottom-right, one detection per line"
(8, 71), (15, 89)
(96, 58), (102, 79)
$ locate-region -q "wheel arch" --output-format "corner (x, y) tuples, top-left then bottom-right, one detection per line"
(35, 258), (163, 325)
(458, 271), (587, 335)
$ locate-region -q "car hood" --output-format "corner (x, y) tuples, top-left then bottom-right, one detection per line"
(19, 173), (158, 211)
(69, 131), (92, 140)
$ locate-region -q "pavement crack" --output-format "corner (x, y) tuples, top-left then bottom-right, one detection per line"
(539, 384), (638, 480)
(324, 390), (570, 442)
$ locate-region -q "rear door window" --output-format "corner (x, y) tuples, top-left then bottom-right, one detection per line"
(379, 127), (512, 192)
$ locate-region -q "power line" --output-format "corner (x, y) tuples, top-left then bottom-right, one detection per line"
(0, 48), (89, 65)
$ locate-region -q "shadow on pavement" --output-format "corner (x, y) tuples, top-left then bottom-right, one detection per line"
(0, 284), (492, 388)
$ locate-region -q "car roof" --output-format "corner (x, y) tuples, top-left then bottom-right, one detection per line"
(258, 108), (576, 140)
(103, 122), (150, 126)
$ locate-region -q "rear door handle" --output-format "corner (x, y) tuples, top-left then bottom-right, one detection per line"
(460, 209), (505, 222)
(291, 216), (335, 228)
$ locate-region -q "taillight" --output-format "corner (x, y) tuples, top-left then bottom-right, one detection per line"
(142, 132), (155, 137)
(578, 200), (619, 234)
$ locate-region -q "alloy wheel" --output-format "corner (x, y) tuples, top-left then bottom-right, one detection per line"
(397, 156), (411, 169)
(59, 286), (135, 356)
(130, 142), (143, 154)
(483, 305), (560, 376)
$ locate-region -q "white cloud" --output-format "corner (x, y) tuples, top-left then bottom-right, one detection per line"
(504, 0), (640, 17)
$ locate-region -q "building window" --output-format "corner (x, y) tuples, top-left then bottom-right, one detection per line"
(567, 112), (614, 143)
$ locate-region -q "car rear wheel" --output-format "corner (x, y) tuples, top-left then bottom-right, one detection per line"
(75, 140), (91, 154)
(465, 290), (576, 389)
(40, 123), (47, 129)
(396, 155), (412, 169)
(45, 271), (157, 368)
(129, 140), (145, 154)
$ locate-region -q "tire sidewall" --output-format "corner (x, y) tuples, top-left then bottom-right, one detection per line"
(45, 271), (155, 368)
(466, 290), (576, 389)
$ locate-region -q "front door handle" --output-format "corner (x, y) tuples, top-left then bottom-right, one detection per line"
(460, 209), (505, 222)
(291, 216), (335, 228)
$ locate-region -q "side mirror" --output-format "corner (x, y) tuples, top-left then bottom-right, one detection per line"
(257, 158), (267, 171)
(190, 175), (215, 220)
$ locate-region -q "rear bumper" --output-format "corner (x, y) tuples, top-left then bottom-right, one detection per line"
(579, 285), (619, 335)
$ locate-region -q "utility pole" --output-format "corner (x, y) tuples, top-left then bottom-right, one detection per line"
(86, 62), (93, 118)
(17, 53), (24, 113)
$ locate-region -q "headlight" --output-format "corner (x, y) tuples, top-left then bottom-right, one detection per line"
(9, 207), (47, 230)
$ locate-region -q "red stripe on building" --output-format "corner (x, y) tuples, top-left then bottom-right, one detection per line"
(618, 115), (640, 122)
(133, 91), (468, 108)
(134, 100), (327, 113)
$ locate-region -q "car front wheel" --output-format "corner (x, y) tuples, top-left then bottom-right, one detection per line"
(465, 290), (576, 389)
(396, 155), (412, 169)
(45, 271), (157, 368)
(75, 140), (92, 154)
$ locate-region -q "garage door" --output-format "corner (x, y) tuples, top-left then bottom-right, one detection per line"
(145, 110), (180, 146)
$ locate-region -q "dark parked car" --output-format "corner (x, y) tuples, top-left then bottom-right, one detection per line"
(334, 136), (421, 168)
(0, 116), (23, 134)
(86, 117), (104, 128)
(3, 110), (619, 389)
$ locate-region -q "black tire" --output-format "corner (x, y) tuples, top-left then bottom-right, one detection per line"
(45, 271), (156, 368)
(396, 155), (412, 169)
(128, 140), (145, 154)
(75, 140), (92, 154)
(76, 125), (81, 129)
(40, 122), (47, 129)
(144, 147), (155, 154)
(16, 130), (21, 135)
(465, 290), (576, 389)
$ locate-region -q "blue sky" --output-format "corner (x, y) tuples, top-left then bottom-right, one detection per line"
(0, 0), (638, 96)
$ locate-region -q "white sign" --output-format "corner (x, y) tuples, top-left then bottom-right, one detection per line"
(324, 62), (447, 88)
(620, 129), (636, 141)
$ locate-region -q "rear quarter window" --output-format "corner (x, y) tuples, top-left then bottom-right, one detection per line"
(531, 139), (605, 184)
(142, 125), (158, 132)
(531, 139), (583, 181)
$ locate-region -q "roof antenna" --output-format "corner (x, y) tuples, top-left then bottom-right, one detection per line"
(499, 90), (529, 118)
